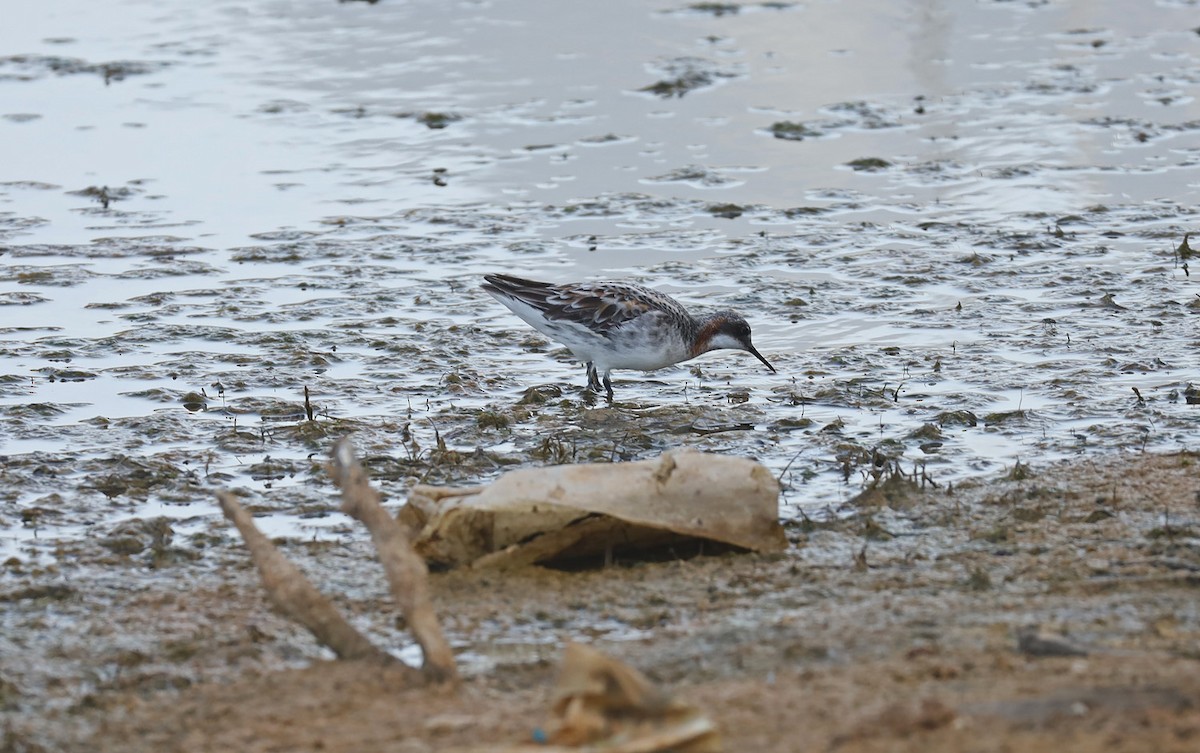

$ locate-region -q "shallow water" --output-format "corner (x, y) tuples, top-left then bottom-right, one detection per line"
(1, 0), (1198, 564)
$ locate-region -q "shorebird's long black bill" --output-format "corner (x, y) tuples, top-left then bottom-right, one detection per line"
(746, 344), (776, 373)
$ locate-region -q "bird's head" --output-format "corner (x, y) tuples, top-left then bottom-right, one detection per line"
(695, 312), (776, 373)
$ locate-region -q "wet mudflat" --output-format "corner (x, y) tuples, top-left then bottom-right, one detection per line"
(1, 0), (1199, 750)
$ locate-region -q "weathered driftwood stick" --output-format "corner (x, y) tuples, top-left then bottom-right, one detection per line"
(328, 438), (459, 685)
(216, 491), (405, 670)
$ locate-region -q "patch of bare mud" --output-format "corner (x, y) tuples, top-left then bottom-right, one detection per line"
(2, 451), (1198, 752)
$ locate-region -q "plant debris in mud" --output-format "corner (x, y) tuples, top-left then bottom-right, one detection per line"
(708, 203), (747, 219)
(0, 292), (49, 305)
(846, 157), (892, 172)
(396, 111), (463, 129)
(67, 185), (137, 209)
(0, 54), (168, 84)
(638, 57), (738, 98)
(1176, 233), (1195, 261)
(645, 165), (742, 187)
(768, 120), (822, 140)
(673, 2), (795, 16)
(687, 2), (741, 15)
(824, 100), (901, 129)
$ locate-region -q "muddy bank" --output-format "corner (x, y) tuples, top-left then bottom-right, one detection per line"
(2, 450), (1198, 752)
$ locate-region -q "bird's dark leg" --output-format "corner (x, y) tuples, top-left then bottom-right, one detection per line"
(586, 363), (602, 392)
(603, 373), (613, 402)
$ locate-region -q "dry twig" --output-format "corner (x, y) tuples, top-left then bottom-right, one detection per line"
(328, 437), (459, 685)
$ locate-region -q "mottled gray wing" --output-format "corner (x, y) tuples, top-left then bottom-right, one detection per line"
(483, 274), (685, 334)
